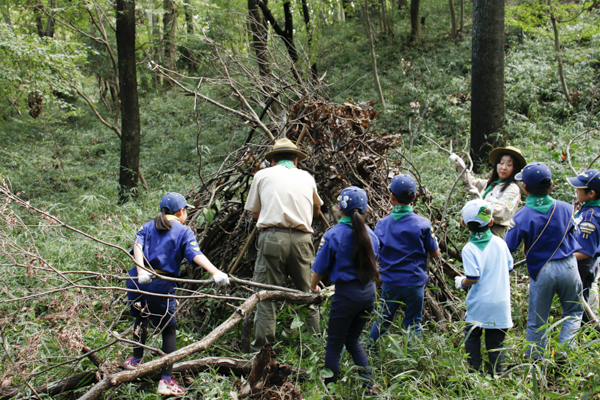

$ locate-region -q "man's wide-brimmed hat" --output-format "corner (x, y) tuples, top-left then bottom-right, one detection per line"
(489, 146), (527, 170)
(265, 138), (307, 162)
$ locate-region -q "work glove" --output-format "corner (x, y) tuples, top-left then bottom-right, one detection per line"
(138, 269), (152, 284)
(213, 271), (230, 286)
(467, 187), (482, 199)
(454, 275), (467, 290)
(449, 153), (466, 169)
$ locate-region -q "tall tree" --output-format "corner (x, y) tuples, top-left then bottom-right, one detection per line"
(116, 0), (141, 199)
(163, 0), (177, 83)
(408, 0), (422, 43)
(364, 0), (385, 108)
(248, 0), (271, 77)
(33, 0), (55, 38)
(470, 0), (505, 170)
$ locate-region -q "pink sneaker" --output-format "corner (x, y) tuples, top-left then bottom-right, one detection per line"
(157, 378), (185, 396)
(123, 357), (141, 370)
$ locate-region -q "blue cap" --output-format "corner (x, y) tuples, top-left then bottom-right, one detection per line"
(515, 162), (552, 188)
(390, 174), (417, 197)
(462, 199), (493, 227)
(159, 192), (194, 214)
(567, 169), (600, 192)
(337, 186), (368, 214)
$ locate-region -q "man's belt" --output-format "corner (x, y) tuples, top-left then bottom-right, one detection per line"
(261, 226), (308, 234)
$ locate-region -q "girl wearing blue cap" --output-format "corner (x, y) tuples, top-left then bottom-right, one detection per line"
(125, 192), (230, 396)
(309, 186), (380, 393)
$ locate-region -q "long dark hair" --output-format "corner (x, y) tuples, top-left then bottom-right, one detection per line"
(350, 209), (380, 284)
(486, 153), (520, 193)
(154, 207), (173, 231)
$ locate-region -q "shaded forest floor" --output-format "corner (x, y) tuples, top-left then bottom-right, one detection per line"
(1, 1), (600, 398)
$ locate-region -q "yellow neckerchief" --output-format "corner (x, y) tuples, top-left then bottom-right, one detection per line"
(166, 214), (180, 221)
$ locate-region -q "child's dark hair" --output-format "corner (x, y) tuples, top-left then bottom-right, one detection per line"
(524, 181), (552, 196)
(466, 221), (491, 233)
(393, 189), (416, 205)
(272, 152), (298, 163)
(585, 187), (600, 200)
(154, 208), (173, 231)
(350, 209), (380, 285)
(486, 153), (520, 193)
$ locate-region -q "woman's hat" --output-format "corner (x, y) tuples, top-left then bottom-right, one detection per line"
(338, 186), (368, 214)
(489, 146), (527, 170)
(265, 138), (307, 162)
(160, 192), (194, 214)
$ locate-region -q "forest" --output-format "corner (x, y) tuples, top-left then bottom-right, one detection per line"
(0, 0), (600, 398)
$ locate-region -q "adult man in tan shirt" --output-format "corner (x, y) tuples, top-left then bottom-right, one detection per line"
(245, 138), (323, 351)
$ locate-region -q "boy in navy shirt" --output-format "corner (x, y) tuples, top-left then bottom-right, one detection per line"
(505, 162), (583, 359)
(568, 169), (600, 322)
(370, 174), (440, 342)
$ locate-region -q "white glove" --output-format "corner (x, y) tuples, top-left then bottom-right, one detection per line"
(468, 187), (482, 199)
(138, 269), (152, 284)
(449, 153), (466, 169)
(212, 271), (230, 286)
(454, 275), (466, 290)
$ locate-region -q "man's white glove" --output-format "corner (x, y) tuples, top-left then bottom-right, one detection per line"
(455, 275), (467, 290)
(449, 153), (466, 169)
(213, 271), (230, 286)
(138, 270), (152, 284)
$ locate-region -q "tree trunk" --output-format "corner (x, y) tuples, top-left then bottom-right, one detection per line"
(300, 0), (318, 81)
(163, 0), (177, 86)
(116, 0), (141, 200)
(408, 0), (422, 44)
(34, 0), (55, 38)
(248, 0), (271, 77)
(470, 0), (505, 171)
(459, 0), (464, 34)
(364, 0), (386, 108)
(549, 0), (571, 102)
(449, 0), (457, 37)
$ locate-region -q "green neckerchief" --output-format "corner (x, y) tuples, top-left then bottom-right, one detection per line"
(338, 216), (352, 226)
(470, 230), (493, 251)
(576, 199), (600, 217)
(277, 160), (296, 169)
(391, 205), (413, 221)
(525, 195), (554, 214)
(482, 179), (507, 199)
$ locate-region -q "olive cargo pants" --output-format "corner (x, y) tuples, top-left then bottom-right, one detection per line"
(252, 230), (321, 351)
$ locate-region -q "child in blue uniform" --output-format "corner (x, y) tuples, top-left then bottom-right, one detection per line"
(504, 163), (583, 359)
(567, 169), (600, 322)
(454, 199), (513, 375)
(310, 186), (380, 391)
(125, 192), (230, 396)
(369, 174), (440, 342)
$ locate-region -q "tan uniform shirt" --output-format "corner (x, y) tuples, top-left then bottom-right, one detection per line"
(459, 168), (522, 226)
(245, 165), (324, 233)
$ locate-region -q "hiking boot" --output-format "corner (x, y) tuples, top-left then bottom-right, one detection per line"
(157, 378), (185, 396)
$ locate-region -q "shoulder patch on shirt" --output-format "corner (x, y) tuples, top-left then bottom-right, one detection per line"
(190, 241), (197, 246)
(580, 222), (596, 235)
(508, 219), (516, 229)
(193, 247), (200, 251)
(318, 237), (325, 251)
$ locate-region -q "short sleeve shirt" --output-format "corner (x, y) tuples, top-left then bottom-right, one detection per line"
(312, 223), (380, 282)
(244, 165), (324, 233)
(504, 199), (580, 281)
(375, 212), (439, 287)
(134, 218), (203, 276)
(462, 236), (513, 329)
(574, 205), (600, 259)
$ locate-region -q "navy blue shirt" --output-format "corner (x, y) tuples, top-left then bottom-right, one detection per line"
(574, 204), (600, 259)
(375, 212), (439, 287)
(504, 199), (580, 281)
(312, 223), (380, 283)
(133, 217), (203, 276)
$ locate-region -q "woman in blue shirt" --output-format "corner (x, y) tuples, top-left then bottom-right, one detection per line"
(125, 192), (230, 396)
(310, 186), (380, 394)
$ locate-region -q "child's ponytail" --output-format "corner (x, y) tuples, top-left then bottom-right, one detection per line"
(350, 208), (379, 284)
(154, 208), (172, 231)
